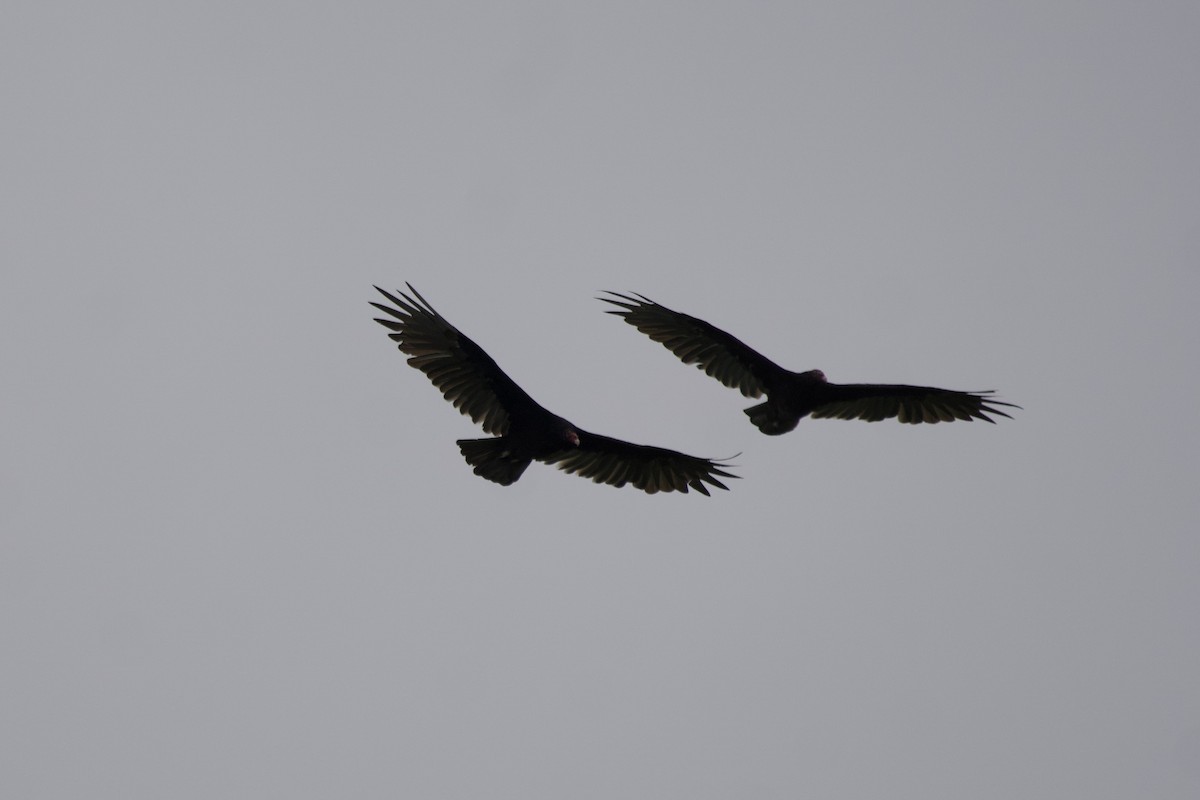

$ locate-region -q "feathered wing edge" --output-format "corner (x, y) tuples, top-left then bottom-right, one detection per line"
(809, 384), (1020, 424)
(539, 431), (739, 496)
(371, 284), (542, 436)
(599, 292), (782, 398)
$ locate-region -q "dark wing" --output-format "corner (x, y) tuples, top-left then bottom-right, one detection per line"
(540, 430), (738, 495)
(600, 292), (785, 398)
(371, 285), (542, 435)
(808, 383), (1019, 424)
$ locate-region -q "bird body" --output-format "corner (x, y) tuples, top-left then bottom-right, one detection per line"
(372, 285), (736, 494)
(601, 292), (1017, 434)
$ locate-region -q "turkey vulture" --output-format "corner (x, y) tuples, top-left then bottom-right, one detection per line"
(601, 292), (1018, 435)
(371, 285), (736, 494)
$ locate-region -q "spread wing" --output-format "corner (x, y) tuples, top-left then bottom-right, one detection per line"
(371, 285), (542, 435)
(600, 292), (784, 398)
(808, 383), (1018, 424)
(540, 431), (738, 495)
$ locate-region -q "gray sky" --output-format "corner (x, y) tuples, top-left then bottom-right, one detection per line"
(3, 2), (1198, 798)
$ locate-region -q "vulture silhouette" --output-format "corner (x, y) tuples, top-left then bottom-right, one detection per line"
(371, 285), (736, 494)
(601, 292), (1018, 435)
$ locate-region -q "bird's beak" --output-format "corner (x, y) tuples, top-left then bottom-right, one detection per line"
(567, 431), (580, 447)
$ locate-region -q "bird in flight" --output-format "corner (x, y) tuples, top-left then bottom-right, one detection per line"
(600, 292), (1018, 435)
(371, 285), (737, 494)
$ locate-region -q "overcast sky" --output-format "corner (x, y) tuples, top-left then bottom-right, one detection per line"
(3, 2), (1198, 798)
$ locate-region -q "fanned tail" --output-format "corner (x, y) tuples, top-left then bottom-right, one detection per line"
(456, 437), (531, 485)
(744, 402), (798, 436)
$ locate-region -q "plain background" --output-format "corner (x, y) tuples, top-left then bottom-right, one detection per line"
(3, 2), (1198, 798)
